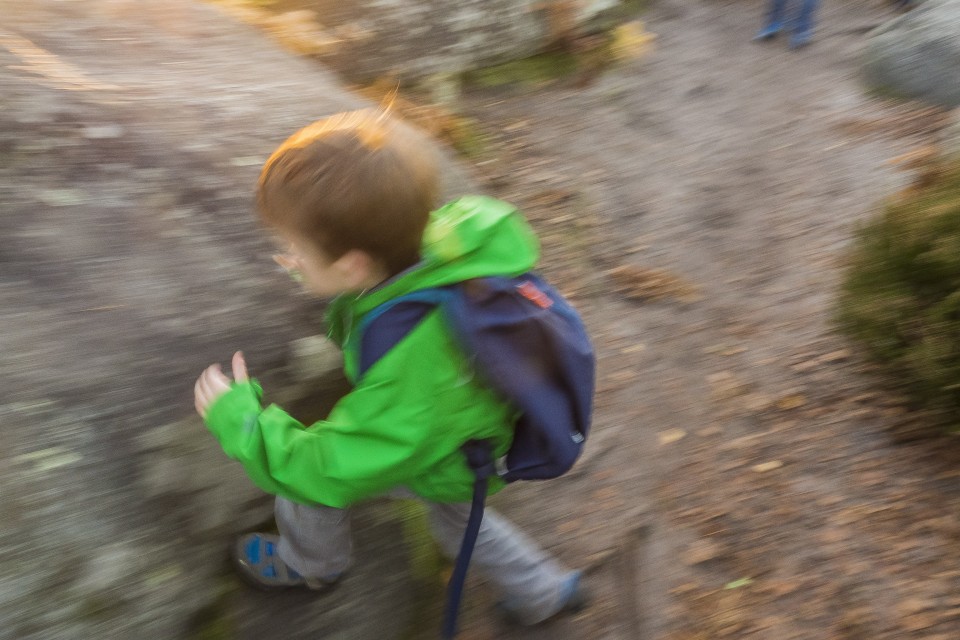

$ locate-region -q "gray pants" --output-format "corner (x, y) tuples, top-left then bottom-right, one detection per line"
(275, 495), (574, 623)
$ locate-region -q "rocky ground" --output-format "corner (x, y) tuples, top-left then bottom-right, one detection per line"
(3, 0), (960, 639)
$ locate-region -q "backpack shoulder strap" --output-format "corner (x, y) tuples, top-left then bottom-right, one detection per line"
(356, 288), (452, 378)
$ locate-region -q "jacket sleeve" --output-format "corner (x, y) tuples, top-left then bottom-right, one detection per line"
(203, 322), (472, 507)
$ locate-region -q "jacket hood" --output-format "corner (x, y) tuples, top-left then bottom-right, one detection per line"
(360, 196), (539, 311)
(325, 196), (540, 345)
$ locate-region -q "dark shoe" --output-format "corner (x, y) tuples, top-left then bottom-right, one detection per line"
(233, 533), (342, 591)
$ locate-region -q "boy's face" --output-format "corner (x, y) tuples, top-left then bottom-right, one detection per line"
(274, 236), (356, 298)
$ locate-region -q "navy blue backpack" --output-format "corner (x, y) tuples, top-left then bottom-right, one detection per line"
(357, 273), (595, 638)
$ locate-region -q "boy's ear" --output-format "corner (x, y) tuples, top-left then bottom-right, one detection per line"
(333, 249), (385, 288)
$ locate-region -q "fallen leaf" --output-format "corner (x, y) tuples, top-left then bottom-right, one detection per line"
(897, 597), (935, 616)
(659, 429), (687, 445)
(610, 21), (657, 62)
(683, 539), (721, 565)
(606, 264), (699, 303)
(724, 577), (753, 590)
(620, 343), (647, 354)
(721, 347), (747, 356)
(776, 394), (807, 410)
(606, 369), (638, 382)
(819, 349), (851, 363)
(752, 460), (784, 472)
(708, 371), (750, 400)
(742, 393), (773, 412)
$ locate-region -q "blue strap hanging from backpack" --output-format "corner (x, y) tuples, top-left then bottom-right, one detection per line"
(357, 273), (595, 639)
(440, 439), (495, 639)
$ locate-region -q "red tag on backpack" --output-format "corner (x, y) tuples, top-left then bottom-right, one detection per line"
(517, 281), (553, 309)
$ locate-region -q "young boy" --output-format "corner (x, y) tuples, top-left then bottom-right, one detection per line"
(193, 109), (585, 625)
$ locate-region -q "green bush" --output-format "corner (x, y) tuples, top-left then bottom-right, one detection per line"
(837, 158), (960, 428)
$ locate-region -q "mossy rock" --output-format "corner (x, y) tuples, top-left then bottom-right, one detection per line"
(462, 50), (581, 89)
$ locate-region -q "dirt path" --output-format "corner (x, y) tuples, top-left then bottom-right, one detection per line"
(4, 0), (958, 638)
(443, 0), (960, 638)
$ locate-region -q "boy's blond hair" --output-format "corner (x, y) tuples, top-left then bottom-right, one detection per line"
(256, 109), (439, 274)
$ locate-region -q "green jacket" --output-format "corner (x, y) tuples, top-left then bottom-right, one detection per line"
(204, 196), (540, 507)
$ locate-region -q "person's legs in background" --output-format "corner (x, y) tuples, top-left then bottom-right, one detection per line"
(754, 0), (790, 40)
(790, 0), (820, 48)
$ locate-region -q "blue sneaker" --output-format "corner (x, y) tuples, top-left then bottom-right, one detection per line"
(233, 533), (342, 591)
(753, 22), (783, 40)
(496, 571), (588, 626)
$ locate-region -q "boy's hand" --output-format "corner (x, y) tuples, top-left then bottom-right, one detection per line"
(194, 351), (249, 419)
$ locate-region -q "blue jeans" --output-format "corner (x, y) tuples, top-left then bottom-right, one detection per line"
(762, 0), (819, 36)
